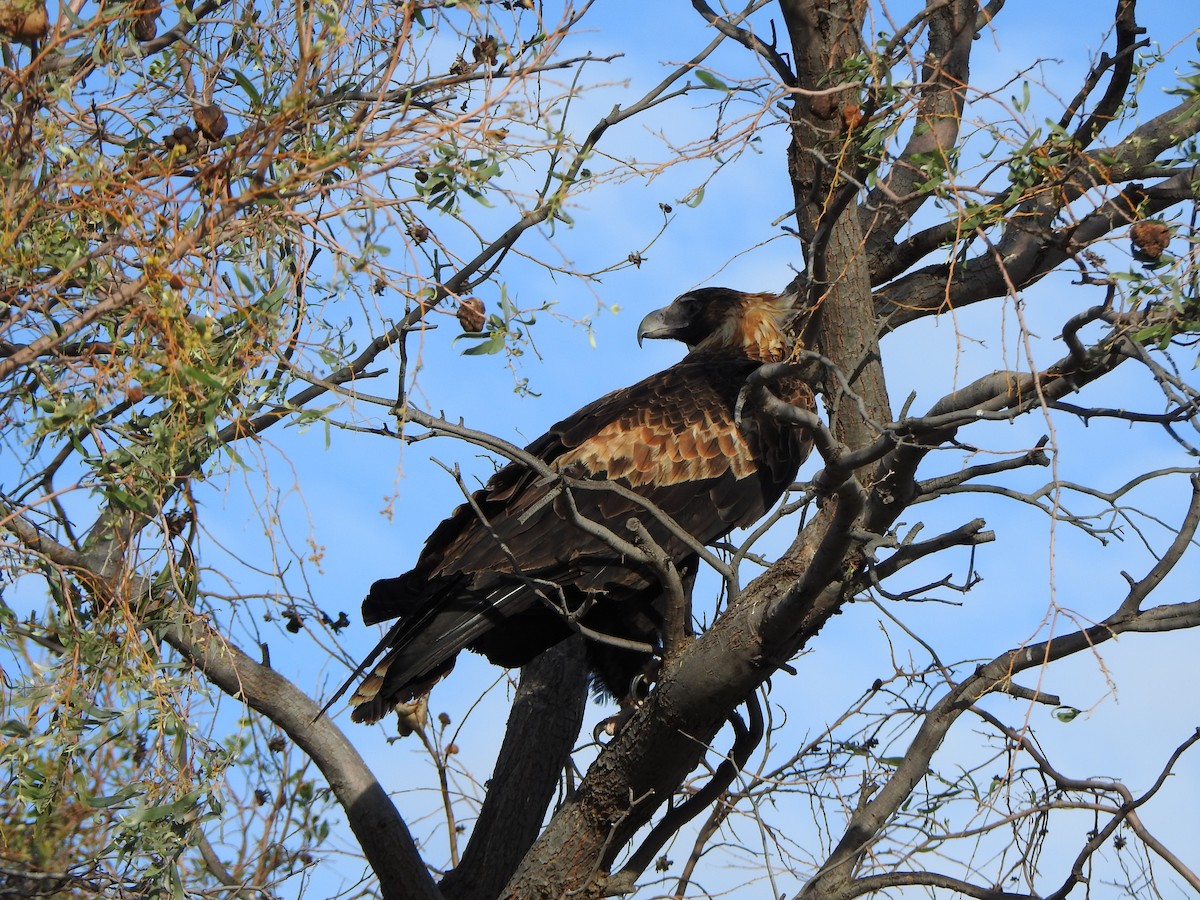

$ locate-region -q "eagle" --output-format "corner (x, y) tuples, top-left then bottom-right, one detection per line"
(346, 287), (815, 724)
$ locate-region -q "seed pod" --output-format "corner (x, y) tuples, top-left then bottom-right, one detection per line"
(132, 0), (159, 41)
(194, 103), (228, 141)
(1130, 220), (1171, 263)
(407, 221), (430, 243)
(0, 0), (49, 44)
(473, 34), (499, 66)
(457, 297), (486, 333)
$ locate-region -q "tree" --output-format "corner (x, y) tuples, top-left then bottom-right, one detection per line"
(2, 0), (1198, 897)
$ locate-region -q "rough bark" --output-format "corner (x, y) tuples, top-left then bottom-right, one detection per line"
(500, 5), (891, 895)
(781, 0), (894, 443)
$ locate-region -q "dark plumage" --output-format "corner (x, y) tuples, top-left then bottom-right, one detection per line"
(347, 287), (815, 724)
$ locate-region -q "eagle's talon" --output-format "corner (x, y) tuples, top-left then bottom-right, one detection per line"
(594, 696), (645, 741)
(629, 656), (661, 701)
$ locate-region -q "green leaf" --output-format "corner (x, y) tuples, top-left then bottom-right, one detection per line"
(126, 791), (203, 825)
(1053, 706), (1081, 723)
(681, 186), (705, 208)
(695, 70), (729, 92)
(228, 68), (262, 108)
(86, 786), (140, 808)
(0, 720), (31, 738)
(180, 365), (226, 391)
(1013, 80), (1031, 113)
(457, 330), (507, 355)
(105, 487), (152, 513)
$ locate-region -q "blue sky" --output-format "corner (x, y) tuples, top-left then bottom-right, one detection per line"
(209, 3), (1200, 895)
(6, 1), (1198, 896)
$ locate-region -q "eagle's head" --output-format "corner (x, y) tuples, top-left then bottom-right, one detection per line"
(637, 287), (799, 362)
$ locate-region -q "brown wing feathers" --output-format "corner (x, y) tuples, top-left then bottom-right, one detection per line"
(346, 288), (815, 724)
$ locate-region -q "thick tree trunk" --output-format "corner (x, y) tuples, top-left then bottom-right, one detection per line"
(500, 4), (890, 897)
(499, 602), (772, 899)
(440, 637), (589, 900)
(782, 0), (894, 437)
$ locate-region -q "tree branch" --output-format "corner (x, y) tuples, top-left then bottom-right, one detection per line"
(862, 0), (977, 256)
(690, 0), (796, 86)
(0, 503), (439, 900)
(1062, 0), (1146, 148)
(796, 478), (1200, 899)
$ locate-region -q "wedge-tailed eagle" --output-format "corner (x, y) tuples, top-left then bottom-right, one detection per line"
(347, 287), (815, 723)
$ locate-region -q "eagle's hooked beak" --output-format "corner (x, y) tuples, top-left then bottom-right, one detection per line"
(636, 307), (670, 347)
(637, 303), (691, 346)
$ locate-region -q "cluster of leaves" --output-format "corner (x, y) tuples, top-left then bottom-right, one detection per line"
(0, 0), (653, 891)
(416, 141), (506, 214)
(0, 600), (228, 895)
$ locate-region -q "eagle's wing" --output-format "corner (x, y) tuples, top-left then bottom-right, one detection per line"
(349, 355), (813, 722)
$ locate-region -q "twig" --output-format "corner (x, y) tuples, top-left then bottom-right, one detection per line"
(617, 694), (764, 887)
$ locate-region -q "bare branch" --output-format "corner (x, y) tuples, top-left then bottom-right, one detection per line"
(0, 502), (437, 900)
(914, 436), (1051, 500)
(796, 479), (1200, 899)
(862, 0), (977, 253)
(1062, 0), (1147, 148)
(691, 0), (796, 86)
(615, 695), (764, 889)
(972, 705), (1200, 900)
(1117, 474), (1200, 615)
(869, 517), (994, 581)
